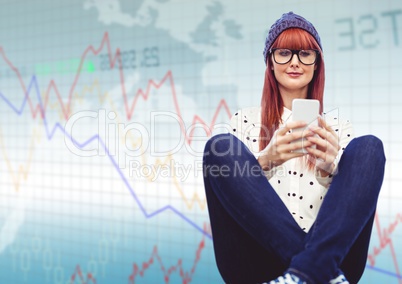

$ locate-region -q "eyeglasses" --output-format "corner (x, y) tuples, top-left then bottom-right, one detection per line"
(270, 48), (319, 65)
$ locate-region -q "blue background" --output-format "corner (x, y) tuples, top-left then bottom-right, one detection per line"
(0, 0), (401, 283)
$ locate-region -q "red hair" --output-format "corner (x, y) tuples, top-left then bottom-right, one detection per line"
(259, 28), (325, 152)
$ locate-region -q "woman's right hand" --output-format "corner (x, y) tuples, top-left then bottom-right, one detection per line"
(257, 121), (315, 171)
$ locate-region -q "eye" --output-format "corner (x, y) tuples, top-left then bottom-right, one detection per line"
(300, 50), (314, 57)
(277, 49), (291, 56)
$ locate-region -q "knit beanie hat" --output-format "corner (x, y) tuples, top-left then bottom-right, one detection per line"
(263, 11), (322, 65)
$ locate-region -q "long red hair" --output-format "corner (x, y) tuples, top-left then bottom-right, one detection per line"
(259, 28), (325, 152)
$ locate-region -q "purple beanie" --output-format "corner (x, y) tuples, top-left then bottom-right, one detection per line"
(263, 11), (322, 65)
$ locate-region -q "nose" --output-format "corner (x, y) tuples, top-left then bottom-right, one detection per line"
(289, 53), (300, 66)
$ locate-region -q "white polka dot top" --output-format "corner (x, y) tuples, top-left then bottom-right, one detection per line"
(230, 106), (354, 232)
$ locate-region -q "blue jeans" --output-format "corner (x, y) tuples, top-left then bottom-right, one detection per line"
(203, 134), (385, 284)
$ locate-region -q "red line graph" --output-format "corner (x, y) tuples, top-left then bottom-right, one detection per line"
(368, 212), (402, 283)
(129, 237), (206, 284)
(69, 236), (205, 284)
(70, 265), (97, 284)
(0, 32), (232, 145)
(4, 29), (401, 284)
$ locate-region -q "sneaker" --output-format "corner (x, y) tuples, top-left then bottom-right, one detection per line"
(266, 272), (307, 284)
(329, 273), (349, 284)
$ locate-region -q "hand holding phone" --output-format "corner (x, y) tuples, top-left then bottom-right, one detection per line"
(291, 99), (320, 153)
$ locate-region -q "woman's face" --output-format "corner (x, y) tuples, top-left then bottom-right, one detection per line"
(271, 51), (316, 97)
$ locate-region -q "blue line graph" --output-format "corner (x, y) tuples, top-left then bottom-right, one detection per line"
(0, 75), (212, 240)
(367, 265), (402, 280)
(1, 75), (400, 280)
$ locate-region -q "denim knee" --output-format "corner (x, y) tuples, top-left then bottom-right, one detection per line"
(348, 135), (386, 164)
(352, 135), (383, 149)
(203, 133), (245, 161)
(204, 133), (230, 155)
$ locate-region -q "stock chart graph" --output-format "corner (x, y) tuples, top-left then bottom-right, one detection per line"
(0, 0), (401, 283)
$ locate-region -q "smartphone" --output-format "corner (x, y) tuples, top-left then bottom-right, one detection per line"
(291, 99), (320, 153)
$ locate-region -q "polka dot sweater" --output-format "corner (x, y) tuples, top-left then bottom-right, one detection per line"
(230, 106), (354, 232)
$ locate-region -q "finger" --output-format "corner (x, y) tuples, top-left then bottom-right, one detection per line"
(277, 120), (307, 136)
(279, 128), (315, 146)
(307, 135), (338, 157)
(308, 125), (339, 150)
(306, 146), (334, 162)
(318, 116), (335, 132)
(308, 124), (326, 139)
(318, 116), (328, 129)
(281, 151), (306, 160)
(306, 135), (328, 150)
(318, 116), (339, 142)
(319, 116), (338, 136)
(278, 139), (315, 153)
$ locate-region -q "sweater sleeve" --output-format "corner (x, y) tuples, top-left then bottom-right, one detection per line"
(229, 107), (261, 158)
(229, 107), (279, 179)
(315, 117), (355, 188)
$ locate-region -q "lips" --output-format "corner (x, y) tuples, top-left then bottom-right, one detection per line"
(287, 72), (302, 77)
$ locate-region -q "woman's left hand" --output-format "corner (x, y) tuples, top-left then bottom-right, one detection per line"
(306, 116), (340, 176)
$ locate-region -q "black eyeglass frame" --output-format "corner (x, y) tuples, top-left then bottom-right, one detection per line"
(269, 48), (320, 65)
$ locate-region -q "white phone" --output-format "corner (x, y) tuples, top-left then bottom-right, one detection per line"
(291, 99), (320, 153)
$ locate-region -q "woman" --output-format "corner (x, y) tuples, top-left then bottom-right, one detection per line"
(202, 12), (385, 284)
